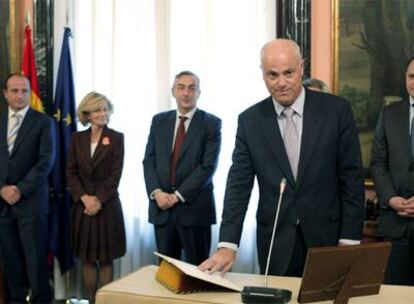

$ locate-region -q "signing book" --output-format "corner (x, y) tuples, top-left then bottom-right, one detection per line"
(154, 252), (242, 294)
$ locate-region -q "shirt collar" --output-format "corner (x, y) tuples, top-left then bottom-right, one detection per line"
(176, 107), (197, 121)
(410, 96), (414, 108)
(272, 87), (305, 118)
(8, 105), (30, 120)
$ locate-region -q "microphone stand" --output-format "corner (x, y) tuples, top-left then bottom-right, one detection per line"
(264, 178), (286, 286)
(241, 178), (292, 304)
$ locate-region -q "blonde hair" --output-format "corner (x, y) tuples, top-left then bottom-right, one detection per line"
(77, 92), (114, 126)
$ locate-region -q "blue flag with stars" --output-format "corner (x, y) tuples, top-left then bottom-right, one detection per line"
(50, 27), (77, 274)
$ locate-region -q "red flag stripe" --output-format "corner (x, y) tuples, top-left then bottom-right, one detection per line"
(21, 25), (44, 112)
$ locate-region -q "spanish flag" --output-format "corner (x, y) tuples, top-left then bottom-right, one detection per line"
(21, 25), (44, 112)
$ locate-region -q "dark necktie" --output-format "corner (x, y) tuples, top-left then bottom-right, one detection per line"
(170, 116), (188, 187)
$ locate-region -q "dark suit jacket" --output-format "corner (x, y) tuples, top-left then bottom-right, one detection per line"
(66, 126), (126, 262)
(0, 108), (55, 218)
(219, 89), (365, 275)
(371, 99), (412, 238)
(66, 126), (124, 205)
(143, 109), (221, 227)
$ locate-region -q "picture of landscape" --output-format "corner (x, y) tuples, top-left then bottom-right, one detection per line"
(337, 0), (414, 178)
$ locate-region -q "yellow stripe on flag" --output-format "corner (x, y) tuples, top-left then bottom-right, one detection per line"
(31, 91), (44, 112)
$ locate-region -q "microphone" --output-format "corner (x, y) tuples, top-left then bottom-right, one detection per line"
(264, 177), (287, 286)
(241, 178), (292, 304)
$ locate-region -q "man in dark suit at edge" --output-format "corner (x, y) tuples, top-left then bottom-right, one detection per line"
(371, 56), (414, 285)
(0, 73), (55, 303)
(143, 71), (221, 265)
(199, 39), (365, 277)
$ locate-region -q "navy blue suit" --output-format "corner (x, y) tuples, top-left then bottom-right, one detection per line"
(219, 89), (365, 275)
(0, 108), (55, 303)
(371, 99), (414, 285)
(143, 109), (221, 264)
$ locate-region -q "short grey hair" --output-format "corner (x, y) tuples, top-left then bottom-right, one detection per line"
(172, 71), (200, 90)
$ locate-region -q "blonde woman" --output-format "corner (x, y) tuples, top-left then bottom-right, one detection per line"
(66, 92), (126, 301)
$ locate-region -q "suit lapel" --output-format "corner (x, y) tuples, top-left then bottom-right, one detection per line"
(78, 129), (92, 171)
(296, 93), (323, 186)
(160, 111), (176, 162)
(259, 97), (295, 184)
(91, 126), (111, 169)
(11, 109), (37, 156)
(0, 111), (8, 156)
(396, 100), (411, 161)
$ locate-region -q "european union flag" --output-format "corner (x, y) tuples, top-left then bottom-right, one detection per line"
(50, 27), (77, 274)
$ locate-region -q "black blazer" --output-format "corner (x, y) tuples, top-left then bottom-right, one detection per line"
(371, 99), (413, 238)
(143, 109), (221, 227)
(219, 89), (365, 275)
(0, 108), (55, 218)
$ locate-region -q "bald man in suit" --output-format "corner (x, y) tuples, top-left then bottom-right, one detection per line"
(0, 74), (55, 303)
(200, 39), (365, 277)
(143, 71), (221, 265)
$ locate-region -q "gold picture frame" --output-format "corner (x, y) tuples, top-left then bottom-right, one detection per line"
(0, 0), (31, 107)
(1, 0), (53, 111)
(331, 0), (339, 95)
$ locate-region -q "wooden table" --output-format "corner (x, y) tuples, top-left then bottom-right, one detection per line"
(96, 265), (414, 304)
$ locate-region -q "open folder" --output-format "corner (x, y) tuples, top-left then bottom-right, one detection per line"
(154, 252), (242, 294)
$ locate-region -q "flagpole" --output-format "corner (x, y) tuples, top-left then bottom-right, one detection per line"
(65, 0), (69, 26)
(25, 10), (30, 26)
(51, 26), (77, 301)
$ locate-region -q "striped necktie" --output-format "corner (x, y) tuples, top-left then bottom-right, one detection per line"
(8, 113), (22, 154)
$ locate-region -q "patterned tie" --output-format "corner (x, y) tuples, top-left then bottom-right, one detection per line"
(7, 113), (22, 154)
(170, 116), (188, 187)
(282, 107), (299, 179)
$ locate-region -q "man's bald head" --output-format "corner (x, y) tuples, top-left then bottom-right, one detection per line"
(260, 39), (302, 66)
(260, 39), (304, 106)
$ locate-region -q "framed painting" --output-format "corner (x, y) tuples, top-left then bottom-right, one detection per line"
(332, 0), (414, 180)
